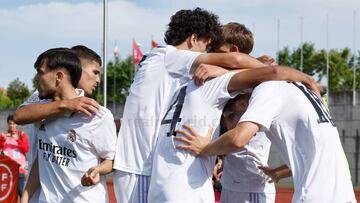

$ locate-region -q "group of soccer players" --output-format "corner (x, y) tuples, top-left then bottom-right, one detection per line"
(14, 7), (356, 203)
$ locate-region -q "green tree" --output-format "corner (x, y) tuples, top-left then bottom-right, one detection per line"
(94, 56), (134, 105)
(7, 78), (31, 107)
(0, 92), (12, 109)
(277, 42), (360, 91)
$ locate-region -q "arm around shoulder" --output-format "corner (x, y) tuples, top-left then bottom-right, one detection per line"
(193, 52), (265, 70)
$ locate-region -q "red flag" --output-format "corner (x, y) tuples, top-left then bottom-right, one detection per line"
(132, 40), (143, 64)
(151, 39), (158, 49)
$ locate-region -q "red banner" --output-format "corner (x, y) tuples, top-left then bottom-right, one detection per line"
(132, 40), (144, 64)
(0, 155), (18, 203)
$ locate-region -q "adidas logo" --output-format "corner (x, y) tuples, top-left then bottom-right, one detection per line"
(39, 123), (46, 131)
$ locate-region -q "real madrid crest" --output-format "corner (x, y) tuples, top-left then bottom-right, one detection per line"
(67, 129), (77, 142)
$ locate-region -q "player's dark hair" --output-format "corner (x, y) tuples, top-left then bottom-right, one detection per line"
(34, 48), (82, 88)
(220, 94), (250, 134)
(71, 45), (102, 66)
(164, 7), (222, 46)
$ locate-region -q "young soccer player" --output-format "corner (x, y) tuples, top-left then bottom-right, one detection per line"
(113, 8), (319, 203)
(216, 22), (277, 203)
(176, 75), (356, 203)
(21, 48), (116, 203)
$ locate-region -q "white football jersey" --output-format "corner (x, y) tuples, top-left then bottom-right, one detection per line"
(113, 45), (202, 175)
(240, 81), (356, 203)
(148, 72), (238, 202)
(36, 106), (117, 203)
(221, 132), (275, 193)
(19, 91), (56, 171)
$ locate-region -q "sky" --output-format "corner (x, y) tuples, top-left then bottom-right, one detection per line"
(0, 0), (359, 89)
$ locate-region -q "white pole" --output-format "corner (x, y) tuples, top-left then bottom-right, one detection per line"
(277, 19), (280, 63)
(326, 14), (330, 103)
(103, 0), (108, 107)
(353, 10), (357, 107)
(300, 16), (303, 71)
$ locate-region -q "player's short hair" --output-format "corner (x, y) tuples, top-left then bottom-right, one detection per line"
(164, 7), (222, 46)
(220, 94), (250, 134)
(211, 22), (254, 54)
(70, 45), (102, 67)
(34, 48), (82, 88)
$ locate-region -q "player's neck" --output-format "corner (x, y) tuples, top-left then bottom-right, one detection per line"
(53, 84), (78, 101)
(174, 37), (192, 51)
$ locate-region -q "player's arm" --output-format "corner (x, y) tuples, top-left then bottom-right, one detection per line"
(175, 122), (260, 156)
(259, 164), (292, 183)
(256, 55), (277, 66)
(21, 157), (40, 203)
(81, 159), (113, 187)
(83, 110), (117, 186)
(191, 53), (265, 84)
(13, 97), (100, 125)
(227, 66), (319, 96)
(193, 52), (265, 70)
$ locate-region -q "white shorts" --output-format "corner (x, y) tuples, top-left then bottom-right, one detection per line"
(113, 170), (150, 203)
(220, 188), (275, 203)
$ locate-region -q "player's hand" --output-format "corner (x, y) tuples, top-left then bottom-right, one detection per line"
(175, 125), (213, 156)
(303, 77), (321, 98)
(258, 166), (280, 183)
(81, 167), (100, 187)
(60, 97), (100, 116)
(193, 64), (229, 86)
(256, 55), (277, 66)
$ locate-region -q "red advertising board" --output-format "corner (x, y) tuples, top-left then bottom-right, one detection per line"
(0, 155), (18, 203)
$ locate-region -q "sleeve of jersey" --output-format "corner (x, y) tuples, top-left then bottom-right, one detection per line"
(201, 72), (239, 109)
(17, 132), (29, 154)
(18, 91), (52, 108)
(91, 110), (117, 160)
(165, 48), (202, 83)
(239, 82), (282, 131)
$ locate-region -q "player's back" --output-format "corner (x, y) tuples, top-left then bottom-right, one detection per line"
(264, 81), (355, 203)
(113, 45), (202, 175)
(148, 72), (237, 202)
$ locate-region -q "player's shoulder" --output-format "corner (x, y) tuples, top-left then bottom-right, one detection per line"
(147, 45), (168, 56)
(19, 90), (52, 108)
(93, 106), (115, 122)
(253, 81), (283, 92)
(78, 106), (114, 131)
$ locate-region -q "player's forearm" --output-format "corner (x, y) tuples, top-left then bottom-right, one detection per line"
(13, 101), (65, 124)
(228, 66), (314, 92)
(203, 127), (249, 156)
(193, 52), (265, 70)
(96, 159), (114, 175)
(274, 164), (292, 179)
(275, 66), (315, 86)
(23, 159), (40, 201)
(203, 122), (259, 157)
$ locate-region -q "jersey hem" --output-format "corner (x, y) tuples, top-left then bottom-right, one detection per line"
(113, 164), (151, 176)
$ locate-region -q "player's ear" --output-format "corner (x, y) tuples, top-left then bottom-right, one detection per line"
(188, 33), (198, 47)
(230, 44), (239, 53)
(55, 70), (65, 86)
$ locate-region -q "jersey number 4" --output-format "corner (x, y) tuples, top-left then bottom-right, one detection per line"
(292, 82), (335, 127)
(161, 86), (188, 136)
